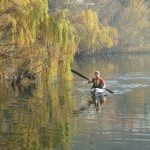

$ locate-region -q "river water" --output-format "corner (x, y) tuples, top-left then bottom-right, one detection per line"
(0, 54), (150, 150)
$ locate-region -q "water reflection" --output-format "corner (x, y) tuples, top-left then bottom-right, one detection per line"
(1, 54), (150, 150)
(0, 80), (76, 150)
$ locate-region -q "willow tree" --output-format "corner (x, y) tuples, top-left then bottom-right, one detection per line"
(46, 9), (77, 81)
(71, 10), (118, 55)
(0, 0), (48, 86)
(0, 0), (77, 89)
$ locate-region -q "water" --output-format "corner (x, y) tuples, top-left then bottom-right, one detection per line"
(0, 54), (150, 150)
(71, 54), (150, 150)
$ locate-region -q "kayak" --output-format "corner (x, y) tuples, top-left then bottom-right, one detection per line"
(90, 88), (105, 93)
(90, 88), (106, 98)
(90, 88), (106, 110)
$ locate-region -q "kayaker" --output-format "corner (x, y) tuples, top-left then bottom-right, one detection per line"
(88, 71), (106, 89)
(88, 71), (106, 107)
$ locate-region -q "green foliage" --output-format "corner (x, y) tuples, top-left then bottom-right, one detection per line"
(0, 1), (77, 84)
(90, 0), (150, 52)
(71, 10), (118, 54)
(117, 0), (150, 51)
(2, 0), (149, 84)
(46, 9), (77, 81)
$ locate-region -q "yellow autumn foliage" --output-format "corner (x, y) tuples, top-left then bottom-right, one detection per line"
(0, 1), (77, 83)
(72, 10), (118, 54)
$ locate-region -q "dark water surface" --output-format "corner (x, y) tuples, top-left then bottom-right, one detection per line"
(0, 54), (150, 150)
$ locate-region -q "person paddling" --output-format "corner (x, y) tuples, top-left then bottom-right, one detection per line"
(88, 71), (106, 107)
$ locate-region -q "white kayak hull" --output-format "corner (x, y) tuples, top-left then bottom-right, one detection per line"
(90, 88), (105, 94)
(90, 88), (106, 110)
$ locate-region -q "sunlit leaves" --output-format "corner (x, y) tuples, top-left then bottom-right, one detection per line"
(111, 0), (150, 51)
(72, 10), (118, 54)
(0, 1), (77, 83)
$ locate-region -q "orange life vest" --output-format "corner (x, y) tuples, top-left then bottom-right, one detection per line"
(92, 77), (105, 88)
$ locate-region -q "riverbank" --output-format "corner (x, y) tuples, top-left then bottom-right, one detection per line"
(74, 49), (150, 60)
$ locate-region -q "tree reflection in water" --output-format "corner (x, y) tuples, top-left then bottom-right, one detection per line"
(0, 80), (76, 150)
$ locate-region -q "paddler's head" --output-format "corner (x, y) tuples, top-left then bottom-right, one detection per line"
(95, 71), (100, 78)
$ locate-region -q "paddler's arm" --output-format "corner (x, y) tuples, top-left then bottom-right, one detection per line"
(100, 78), (106, 88)
(103, 84), (106, 88)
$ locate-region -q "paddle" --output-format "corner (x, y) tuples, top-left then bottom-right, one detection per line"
(71, 69), (114, 94)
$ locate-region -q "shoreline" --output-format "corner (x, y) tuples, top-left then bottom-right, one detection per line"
(74, 50), (150, 60)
